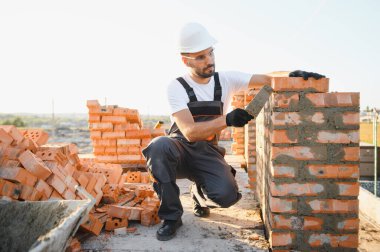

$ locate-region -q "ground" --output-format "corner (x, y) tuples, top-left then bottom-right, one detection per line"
(81, 155), (269, 252)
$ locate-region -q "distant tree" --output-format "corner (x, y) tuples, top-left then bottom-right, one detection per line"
(366, 106), (370, 112)
(1, 117), (26, 127)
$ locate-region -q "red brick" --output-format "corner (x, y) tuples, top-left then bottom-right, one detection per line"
(308, 233), (358, 248)
(114, 123), (140, 131)
(271, 129), (298, 143)
(22, 129), (49, 146)
(125, 129), (151, 139)
(271, 77), (329, 92)
(102, 131), (125, 139)
(270, 164), (296, 178)
(304, 217), (324, 230)
(336, 182), (359, 196)
(18, 150), (52, 180)
(306, 164), (359, 179)
(62, 188), (76, 200)
(315, 130), (359, 144)
(150, 129), (165, 138)
(305, 93), (359, 107)
(337, 218), (359, 231)
(269, 195), (296, 213)
(93, 146), (105, 154)
(116, 139), (140, 146)
(86, 100), (101, 109)
(0, 167), (37, 187)
(270, 231), (295, 247)
(46, 174), (66, 194)
(271, 182), (324, 196)
(273, 93), (299, 108)
(272, 112), (325, 126)
(34, 179), (53, 198)
(306, 199), (358, 213)
(90, 131), (102, 139)
(269, 214), (323, 230)
(95, 155), (118, 163)
(271, 146), (327, 161)
(118, 155), (143, 164)
(88, 114), (101, 123)
(340, 112), (359, 125)
(0, 125), (24, 145)
(105, 217), (128, 231)
(93, 139), (117, 147)
(104, 146), (117, 154)
(50, 190), (63, 199)
(341, 147), (359, 161)
(101, 115), (127, 124)
(80, 214), (104, 236)
(0, 128), (13, 145)
(89, 122), (113, 132)
(0, 178), (21, 199)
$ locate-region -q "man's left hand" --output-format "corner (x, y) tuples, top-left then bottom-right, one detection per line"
(289, 70), (326, 80)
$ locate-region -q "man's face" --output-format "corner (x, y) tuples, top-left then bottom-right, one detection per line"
(182, 47), (215, 78)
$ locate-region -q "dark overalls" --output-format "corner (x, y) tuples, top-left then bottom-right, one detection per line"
(142, 73), (241, 221)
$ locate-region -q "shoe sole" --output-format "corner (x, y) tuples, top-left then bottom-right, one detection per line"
(156, 221), (183, 241)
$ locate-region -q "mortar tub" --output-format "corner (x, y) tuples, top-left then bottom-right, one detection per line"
(0, 199), (92, 252)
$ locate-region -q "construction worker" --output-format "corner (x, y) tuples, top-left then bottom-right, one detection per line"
(142, 22), (325, 241)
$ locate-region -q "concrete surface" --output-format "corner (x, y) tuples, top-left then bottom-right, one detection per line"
(81, 155), (269, 252)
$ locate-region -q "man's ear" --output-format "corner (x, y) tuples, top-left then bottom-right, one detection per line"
(181, 56), (188, 66)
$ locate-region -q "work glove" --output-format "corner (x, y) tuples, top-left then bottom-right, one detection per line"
(289, 70), (326, 80)
(226, 108), (254, 127)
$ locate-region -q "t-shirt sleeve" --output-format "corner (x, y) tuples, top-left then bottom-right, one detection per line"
(224, 71), (251, 94)
(167, 79), (190, 115)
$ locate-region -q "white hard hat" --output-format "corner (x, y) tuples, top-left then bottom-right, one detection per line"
(178, 22), (217, 53)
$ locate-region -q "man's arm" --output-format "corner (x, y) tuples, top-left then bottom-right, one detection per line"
(173, 109), (227, 142)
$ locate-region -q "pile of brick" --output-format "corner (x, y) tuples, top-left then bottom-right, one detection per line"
(256, 77), (360, 250)
(86, 100), (165, 165)
(230, 91), (246, 155)
(0, 126), (161, 240)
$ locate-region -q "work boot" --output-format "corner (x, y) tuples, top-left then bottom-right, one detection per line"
(156, 218), (183, 241)
(189, 184), (210, 218)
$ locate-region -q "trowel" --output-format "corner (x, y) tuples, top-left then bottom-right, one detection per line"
(245, 85), (273, 118)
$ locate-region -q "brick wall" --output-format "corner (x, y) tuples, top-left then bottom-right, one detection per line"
(256, 77), (360, 251)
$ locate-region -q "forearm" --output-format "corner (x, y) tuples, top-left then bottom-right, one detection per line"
(183, 115), (227, 142)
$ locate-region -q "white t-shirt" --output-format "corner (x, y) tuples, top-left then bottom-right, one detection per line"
(167, 71), (251, 119)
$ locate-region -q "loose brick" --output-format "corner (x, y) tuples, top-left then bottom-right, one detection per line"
(80, 214), (104, 236)
(0, 125), (24, 145)
(306, 164), (359, 179)
(18, 150), (52, 180)
(306, 199), (358, 213)
(305, 93), (359, 107)
(34, 179), (53, 198)
(105, 217), (128, 231)
(272, 77), (329, 92)
(46, 174), (66, 194)
(0, 128), (13, 145)
(0, 167), (37, 187)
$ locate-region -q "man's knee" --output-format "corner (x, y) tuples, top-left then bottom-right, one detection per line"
(143, 136), (178, 158)
(210, 185), (241, 208)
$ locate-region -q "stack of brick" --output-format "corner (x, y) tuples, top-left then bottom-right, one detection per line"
(87, 100), (165, 165)
(231, 91), (245, 155)
(256, 77), (360, 250)
(244, 90), (258, 191)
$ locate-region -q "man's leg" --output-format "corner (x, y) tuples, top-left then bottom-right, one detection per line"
(186, 141), (241, 210)
(142, 136), (186, 240)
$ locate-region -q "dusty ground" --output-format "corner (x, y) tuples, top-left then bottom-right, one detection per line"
(359, 212), (380, 252)
(81, 155), (269, 252)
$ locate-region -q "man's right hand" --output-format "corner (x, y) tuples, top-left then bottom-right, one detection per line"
(226, 108), (254, 127)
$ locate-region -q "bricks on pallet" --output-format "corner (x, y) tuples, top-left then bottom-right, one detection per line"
(256, 76), (360, 251)
(18, 150), (52, 180)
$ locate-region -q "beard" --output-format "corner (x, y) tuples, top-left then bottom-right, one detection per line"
(195, 64), (215, 78)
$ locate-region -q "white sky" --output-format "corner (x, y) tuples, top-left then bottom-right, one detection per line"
(1, 0), (379, 115)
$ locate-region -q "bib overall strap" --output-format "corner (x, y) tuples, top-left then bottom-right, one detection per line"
(213, 72), (222, 101)
(177, 77), (197, 102)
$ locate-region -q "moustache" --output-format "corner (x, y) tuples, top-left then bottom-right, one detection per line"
(204, 65), (215, 71)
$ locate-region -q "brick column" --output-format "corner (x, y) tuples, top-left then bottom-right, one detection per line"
(256, 77), (360, 251)
(245, 91), (257, 192)
(231, 91), (245, 155)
